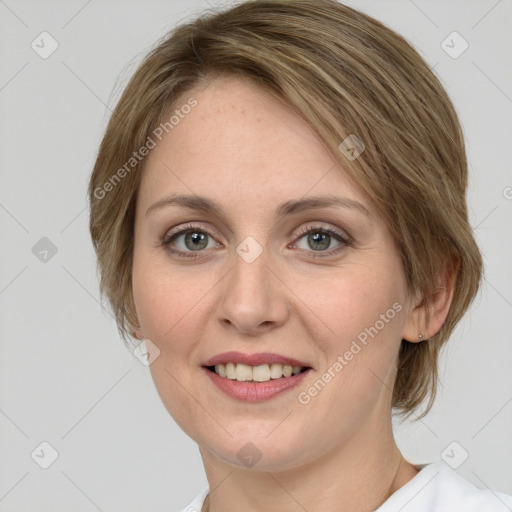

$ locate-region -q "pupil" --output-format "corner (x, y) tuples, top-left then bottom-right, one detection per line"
(309, 232), (330, 251)
(186, 232), (207, 251)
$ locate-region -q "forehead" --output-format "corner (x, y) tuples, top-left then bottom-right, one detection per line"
(138, 76), (368, 214)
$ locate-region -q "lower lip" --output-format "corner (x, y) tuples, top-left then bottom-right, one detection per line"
(203, 367), (312, 402)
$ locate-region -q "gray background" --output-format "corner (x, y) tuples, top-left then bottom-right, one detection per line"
(1, 0), (511, 510)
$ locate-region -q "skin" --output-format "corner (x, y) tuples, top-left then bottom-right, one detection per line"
(131, 75), (453, 511)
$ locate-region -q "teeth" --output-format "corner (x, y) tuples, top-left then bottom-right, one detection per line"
(253, 364), (271, 382)
(270, 363), (283, 379)
(225, 362), (236, 379)
(213, 363), (305, 382)
(236, 363), (253, 381)
(283, 365), (293, 377)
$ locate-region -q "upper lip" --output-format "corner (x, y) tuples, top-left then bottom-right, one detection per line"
(203, 351), (312, 368)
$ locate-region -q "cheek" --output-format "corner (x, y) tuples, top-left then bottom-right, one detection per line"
(132, 252), (210, 345)
(293, 267), (406, 403)
(295, 265), (406, 348)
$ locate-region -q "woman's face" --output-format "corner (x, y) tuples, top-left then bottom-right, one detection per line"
(132, 75), (416, 471)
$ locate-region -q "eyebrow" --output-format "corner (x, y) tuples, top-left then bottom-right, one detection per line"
(145, 194), (371, 219)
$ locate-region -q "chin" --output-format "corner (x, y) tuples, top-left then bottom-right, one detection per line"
(198, 428), (318, 472)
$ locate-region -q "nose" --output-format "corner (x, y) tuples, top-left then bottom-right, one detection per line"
(217, 247), (289, 336)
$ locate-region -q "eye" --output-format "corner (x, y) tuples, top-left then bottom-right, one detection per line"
(161, 224), (220, 258)
(292, 224), (351, 257)
(161, 223), (351, 259)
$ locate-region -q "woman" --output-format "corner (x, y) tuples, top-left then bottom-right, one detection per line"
(88, 1), (512, 510)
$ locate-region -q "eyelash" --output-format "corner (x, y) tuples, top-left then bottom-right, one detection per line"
(161, 223), (351, 259)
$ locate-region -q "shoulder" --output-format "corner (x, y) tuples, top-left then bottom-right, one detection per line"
(377, 461), (512, 512)
(177, 487), (209, 512)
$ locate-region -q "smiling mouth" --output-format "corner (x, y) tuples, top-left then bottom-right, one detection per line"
(205, 363), (311, 382)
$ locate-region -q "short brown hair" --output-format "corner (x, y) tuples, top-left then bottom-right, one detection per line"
(88, 0), (482, 417)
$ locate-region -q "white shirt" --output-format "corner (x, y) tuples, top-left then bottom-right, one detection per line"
(178, 461), (512, 512)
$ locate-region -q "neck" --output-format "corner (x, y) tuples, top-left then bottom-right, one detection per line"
(199, 411), (418, 512)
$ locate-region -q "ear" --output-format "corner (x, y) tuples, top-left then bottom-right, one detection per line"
(401, 256), (458, 343)
(129, 311), (144, 340)
(132, 325), (144, 340)
(129, 295), (144, 340)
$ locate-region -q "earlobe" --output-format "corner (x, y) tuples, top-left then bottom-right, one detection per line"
(130, 297), (144, 340)
(132, 328), (144, 340)
(401, 256), (458, 343)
